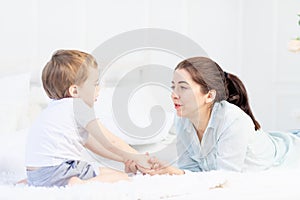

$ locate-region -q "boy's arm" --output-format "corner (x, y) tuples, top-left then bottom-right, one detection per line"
(86, 119), (151, 168)
(84, 134), (124, 162)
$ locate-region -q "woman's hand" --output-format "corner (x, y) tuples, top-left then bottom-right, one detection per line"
(137, 157), (185, 175)
(155, 165), (185, 175)
(142, 165), (184, 175)
(125, 153), (163, 172)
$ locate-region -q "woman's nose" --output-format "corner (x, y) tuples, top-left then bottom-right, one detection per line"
(171, 91), (179, 99)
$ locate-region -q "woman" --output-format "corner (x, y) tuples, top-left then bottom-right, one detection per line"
(139, 56), (300, 175)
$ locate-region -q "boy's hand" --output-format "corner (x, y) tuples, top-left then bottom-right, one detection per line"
(136, 156), (166, 174)
(124, 160), (138, 174)
(148, 156), (165, 170)
(134, 153), (152, 169)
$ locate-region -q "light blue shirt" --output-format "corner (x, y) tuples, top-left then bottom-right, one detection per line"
(175, 100), (296, 172)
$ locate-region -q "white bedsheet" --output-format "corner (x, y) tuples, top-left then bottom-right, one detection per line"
(1, 129), (300, 200)
(1, 170), (300, 200)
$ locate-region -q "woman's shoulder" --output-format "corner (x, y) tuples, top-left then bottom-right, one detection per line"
(219, 100), (249, 118)
(215, 100), (253, 126)
(210, 101), (255, 140)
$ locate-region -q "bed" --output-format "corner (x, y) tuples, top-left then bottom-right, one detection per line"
(1, 72), (300, 200)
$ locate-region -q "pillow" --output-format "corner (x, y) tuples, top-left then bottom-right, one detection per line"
(0, 128), (28, 184)
(0, 72), (31, 134)
(27, 85), (50, 126)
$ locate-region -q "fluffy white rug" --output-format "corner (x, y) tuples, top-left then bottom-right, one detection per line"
(1, 129), (300, 199)
(1, 170), (300, 200)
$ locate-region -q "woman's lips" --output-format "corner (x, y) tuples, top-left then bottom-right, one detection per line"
(174, 103), (182, 110)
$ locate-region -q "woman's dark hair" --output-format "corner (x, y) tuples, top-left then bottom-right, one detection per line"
(175, 57), (261, 130)
(175, 57), (227, 102)
(224, 72), (261, 130)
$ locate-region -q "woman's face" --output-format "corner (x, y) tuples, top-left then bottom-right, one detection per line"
(171, 69), (209, 118)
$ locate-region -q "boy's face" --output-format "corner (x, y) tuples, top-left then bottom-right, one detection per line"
(77, 67), (100, 107)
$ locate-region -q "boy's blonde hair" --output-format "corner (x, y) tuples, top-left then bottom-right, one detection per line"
(42, 50), (98, 99)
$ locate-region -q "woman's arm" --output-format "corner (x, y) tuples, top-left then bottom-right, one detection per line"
(215, 116), (253, 171)
(139, 123), (195, 175)
(176, 134), (202, 172)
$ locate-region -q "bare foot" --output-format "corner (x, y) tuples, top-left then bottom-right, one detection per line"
(68, 168), (130, 186)
(68, 177), (85, 186)
(93, 168), (130, 183)
(16, 179), (27, 185)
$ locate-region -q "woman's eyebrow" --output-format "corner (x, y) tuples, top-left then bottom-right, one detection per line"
(178, 81), (189, 85)
(171, 81), (189, 85)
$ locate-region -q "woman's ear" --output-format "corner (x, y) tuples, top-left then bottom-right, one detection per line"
(69, 85), (79, 97)
(206, 90), (216, 103)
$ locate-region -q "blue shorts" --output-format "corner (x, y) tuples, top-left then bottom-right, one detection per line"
(27, 160), (97, 187)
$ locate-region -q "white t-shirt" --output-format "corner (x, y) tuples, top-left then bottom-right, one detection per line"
(25, 98), (96, 167)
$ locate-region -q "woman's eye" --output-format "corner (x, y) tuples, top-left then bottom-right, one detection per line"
(170, 85), (188, 90)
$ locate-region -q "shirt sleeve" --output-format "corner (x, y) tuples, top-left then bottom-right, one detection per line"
(215, 116), (254, 171)
(73, 98), (97, 128)
(176, 134), (202, 172)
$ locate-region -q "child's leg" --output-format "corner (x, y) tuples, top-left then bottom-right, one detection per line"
(16, 179), (28, 185)
(94, 167), (129, 182)
(68, 176), (85, 185)
(68, 167), (129, 186)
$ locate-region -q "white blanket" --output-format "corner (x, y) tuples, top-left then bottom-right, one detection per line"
(1, 129), (300, 199)
(1, 170), (300, 200)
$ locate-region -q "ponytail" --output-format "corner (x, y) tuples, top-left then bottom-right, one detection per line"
(224, 72), (261, 131)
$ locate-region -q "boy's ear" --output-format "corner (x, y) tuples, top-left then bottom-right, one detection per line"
(69, 85), (79, 97)
(206, 90), (216, 103)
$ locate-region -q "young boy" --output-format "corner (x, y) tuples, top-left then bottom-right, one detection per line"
(25, 50), (151, 187)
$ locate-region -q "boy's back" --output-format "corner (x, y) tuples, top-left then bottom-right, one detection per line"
(25, 98), (92, 167)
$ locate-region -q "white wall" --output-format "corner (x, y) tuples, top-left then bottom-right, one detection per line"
(0, 0), (299, 131)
